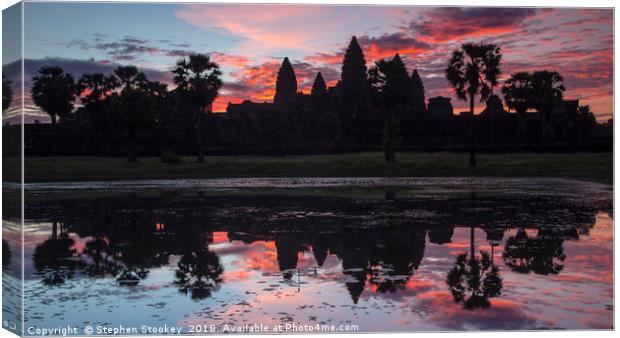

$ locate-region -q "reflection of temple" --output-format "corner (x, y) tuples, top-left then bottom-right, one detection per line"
(22, 191), (601, 303)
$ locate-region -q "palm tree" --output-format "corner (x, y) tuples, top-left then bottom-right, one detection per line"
(142, 81), (170, 152)
(529, 70), (565, 143)
(446, 43), (502, 166)
(502, 72), (533, 141)
(114, 65), (147, 91)
(77, 73), (119, 155)
(115, 86), (154, 162)
(2, 75), (12, 113)
(109, 66), (156, 162)
(31, 66), (77, 124)
(172, 54), (223, 162)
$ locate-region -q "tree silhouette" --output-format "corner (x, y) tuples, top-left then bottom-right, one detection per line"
(410, 69), (426, 115)
(174, 247), (224, 300)
(114, 84), (154, 162)
(577, 105), (597, 138)
(33, 222), (80, 286)
(340, 36), (369, 141)
(529, 70), (565, 142)
(502, 229), (566, 275)
(446, 251), (502, 310)
(383, 115), (400, 162)
(446, 43), (502, 166)
(274, 57), (297, 105)
(80, 236), (122, 278)
(372, 54), (412, 111)
(77, 73), (119, 155)
(31, 66), (77, 125)
(2, 75), (12, 113)
(502, 72), (533, 141)
(114, 65), (147, 91)
(172, 54), (223, 162)
(370, 54), (411, 162)
(142, 81), (170, 152)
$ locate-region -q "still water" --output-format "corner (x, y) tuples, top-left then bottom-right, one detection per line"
(3, 178), (613, 333)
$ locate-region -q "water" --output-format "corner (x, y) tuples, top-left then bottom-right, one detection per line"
(3, 177), (613, 333)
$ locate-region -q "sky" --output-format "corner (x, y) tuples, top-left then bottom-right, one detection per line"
(2, 3), (614, 122)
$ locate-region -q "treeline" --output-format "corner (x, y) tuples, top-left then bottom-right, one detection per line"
(0, 36), (608, 163)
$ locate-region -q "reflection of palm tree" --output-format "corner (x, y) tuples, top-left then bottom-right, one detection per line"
(33, 222), (80, 285)
(174, 247), (223, 300)
(446, 251), (502, 310)
(80, 237), (121, 278)
(503, 229), (566, 275)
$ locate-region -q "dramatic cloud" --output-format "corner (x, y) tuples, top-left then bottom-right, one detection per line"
(12, 5), (615, 121)
(409, 8), (538, 43)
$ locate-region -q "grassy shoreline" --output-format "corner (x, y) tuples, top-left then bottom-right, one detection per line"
(12, 152), (613, 185)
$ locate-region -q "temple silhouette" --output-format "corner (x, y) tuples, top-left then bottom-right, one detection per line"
(3, 36), (612, 157)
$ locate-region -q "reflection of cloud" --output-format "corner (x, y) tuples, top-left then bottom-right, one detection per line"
(415, 291), (537, 330)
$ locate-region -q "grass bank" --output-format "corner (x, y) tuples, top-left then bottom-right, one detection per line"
(14, 152), (612, 185)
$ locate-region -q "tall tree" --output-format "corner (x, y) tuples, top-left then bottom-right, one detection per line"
(383, 115), (400, 163)
(114, 65), (147, 91)
(172, 54), (223, 162)
(274, 57), (297, 105)
(2, 75), (12, 113)
(369, 54), (411, 162)
(109, 66), (154, 162)
(529, 70), (565, 142)
(142, 81), (170, 152)
(31, 66), (77, 124)
(502, 72), (533, 141)
(410, 69), (426, 115)
(340, 36), (369, 140)
(115, 83), (154, 162)
(77, 73), (119, 155)
(446, 43), (502, 166)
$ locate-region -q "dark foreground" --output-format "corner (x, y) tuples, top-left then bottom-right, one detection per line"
(3, 177), (613, 333)
(15, 152), (614, 184)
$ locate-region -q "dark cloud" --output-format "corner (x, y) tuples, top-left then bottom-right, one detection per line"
(410, 8), (538, 42)
(358, 32), (432, 54)
(52, 35), (194, 62)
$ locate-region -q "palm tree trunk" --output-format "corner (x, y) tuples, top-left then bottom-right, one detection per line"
(469, 92), (476, 167)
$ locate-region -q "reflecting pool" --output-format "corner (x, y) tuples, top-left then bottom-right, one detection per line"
(3, 177), (613, 333)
